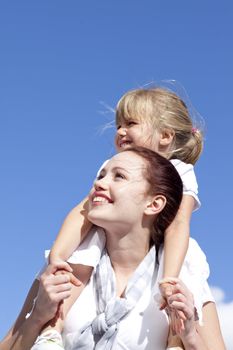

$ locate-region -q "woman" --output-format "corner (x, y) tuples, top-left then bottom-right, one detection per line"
(1, 148), (225, 349)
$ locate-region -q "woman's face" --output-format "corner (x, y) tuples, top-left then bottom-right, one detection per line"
(88, 151), (153, 231)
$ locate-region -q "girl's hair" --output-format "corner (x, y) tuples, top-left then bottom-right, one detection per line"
(116, 87), (203, 165)
(123, 147), (183, 256)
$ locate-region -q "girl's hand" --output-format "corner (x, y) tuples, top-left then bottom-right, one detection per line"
(33, 262), (76, 324)
(159, 280), (173, 310)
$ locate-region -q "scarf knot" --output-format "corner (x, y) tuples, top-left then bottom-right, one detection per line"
(69, 246), (157, 350)
(91, 312), (109, 335)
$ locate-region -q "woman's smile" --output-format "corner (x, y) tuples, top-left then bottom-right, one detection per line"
(91, 192), (113, 205)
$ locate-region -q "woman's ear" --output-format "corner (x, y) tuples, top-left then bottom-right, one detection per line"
(144, 195), (167, 216)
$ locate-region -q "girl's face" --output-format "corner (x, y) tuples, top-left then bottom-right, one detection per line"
(115, 119), (161, 153)
(88, 151), (154, 231)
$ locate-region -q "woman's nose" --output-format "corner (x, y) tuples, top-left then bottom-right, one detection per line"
(94, 177), (108, 191)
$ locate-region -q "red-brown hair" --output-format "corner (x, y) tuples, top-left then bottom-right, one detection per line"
(123, 147), (183, 255)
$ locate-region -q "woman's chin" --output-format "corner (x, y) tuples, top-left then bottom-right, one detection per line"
(88, 212), (105, 227)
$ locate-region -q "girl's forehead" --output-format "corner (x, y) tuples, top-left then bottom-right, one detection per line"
(116, 113), (142, 125)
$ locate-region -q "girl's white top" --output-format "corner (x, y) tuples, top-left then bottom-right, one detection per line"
(170, 159), (200, 210)
(61, 229), (214, 350)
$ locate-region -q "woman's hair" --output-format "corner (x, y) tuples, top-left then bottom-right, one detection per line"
(116, 87), (203, 165)
(123, 147), (183, 257)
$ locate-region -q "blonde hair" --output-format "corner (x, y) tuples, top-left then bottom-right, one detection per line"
(116, 87), (203, 165)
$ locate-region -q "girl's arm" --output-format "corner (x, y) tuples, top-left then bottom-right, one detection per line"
(164, 195), (194, 278)
(161, 195), (194, 301)
(49, 196), (92, 264)
(0, 262), (73, 350)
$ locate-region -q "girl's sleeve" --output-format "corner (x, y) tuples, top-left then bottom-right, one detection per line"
(180, 238), (215, 324)
(170, 159), (201, 210)
(66, 226), (106, 266)
(35, 227), (106, 280)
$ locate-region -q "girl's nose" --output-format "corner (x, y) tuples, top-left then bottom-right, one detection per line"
(117, 126), (127, 136)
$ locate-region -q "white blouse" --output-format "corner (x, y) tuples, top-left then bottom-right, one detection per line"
(62, 233), (214, 350)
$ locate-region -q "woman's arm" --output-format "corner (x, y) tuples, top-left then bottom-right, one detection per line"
(196, 302), (226, 350)
(166, 278), (211, 350)
(0, 279), (42, 350)
(49, 196), (92, 263)
(0, 262), (73, 350)
(167, 332), (184, 349)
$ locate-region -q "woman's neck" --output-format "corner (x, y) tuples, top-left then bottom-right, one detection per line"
(105, 227), (151, 274)
(105, 227), (151, 297)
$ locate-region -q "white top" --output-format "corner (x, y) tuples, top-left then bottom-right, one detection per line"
(62, 233), (214, 350)
(170, 159), (200, 210)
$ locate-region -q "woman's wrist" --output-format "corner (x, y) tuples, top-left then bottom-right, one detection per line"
(29, 306), (48, 329)
(180, 329), (204, 350)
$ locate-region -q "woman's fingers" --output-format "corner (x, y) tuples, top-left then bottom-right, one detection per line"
(44, 261), (73, 275)
(167, 307), (185, 335)
(70, 273), (82, 287)
(54, 269), (82, 287)
(169, 300), (194, 321)
(163, 277), (197, 337)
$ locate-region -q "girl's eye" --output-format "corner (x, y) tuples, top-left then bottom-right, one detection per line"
(127, 121), (137, 126)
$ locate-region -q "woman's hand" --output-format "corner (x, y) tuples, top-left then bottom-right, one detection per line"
(165, 278), (197, 343)
(33, 262), (76, 325)
(159, 278), (186, 335)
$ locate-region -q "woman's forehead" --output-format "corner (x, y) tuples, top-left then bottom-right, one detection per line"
(107, 152), (147, 172)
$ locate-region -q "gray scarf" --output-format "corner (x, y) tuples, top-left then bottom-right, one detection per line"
(70, 246), (157, 350)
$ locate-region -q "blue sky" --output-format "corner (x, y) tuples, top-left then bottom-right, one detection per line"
(0, 1), (232, 346)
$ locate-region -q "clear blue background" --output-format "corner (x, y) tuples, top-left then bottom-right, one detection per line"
(0, 0), (232, 339)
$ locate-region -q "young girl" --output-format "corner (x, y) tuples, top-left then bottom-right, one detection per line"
(34, 86), (204, 347)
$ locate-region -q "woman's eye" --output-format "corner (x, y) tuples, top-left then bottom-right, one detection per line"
(115, 172), (125, 180)
(96, 172), (104, 180)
